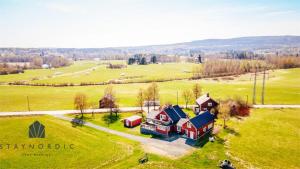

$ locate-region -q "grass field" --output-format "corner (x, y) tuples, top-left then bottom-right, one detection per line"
(228, 108), (300, 169)
(0, 67), (299, 112)
(0, 108), (299, 168)
(0, 115), (144, 169)
(0, 61), (196, 84)
(0, 61), (99, 84)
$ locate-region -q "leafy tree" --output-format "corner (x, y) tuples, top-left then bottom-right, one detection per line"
(74, 93), (87, 119)
(151, 55), (157, 63)
(182, 89), (192, 108)
(140, 57), (147, 65)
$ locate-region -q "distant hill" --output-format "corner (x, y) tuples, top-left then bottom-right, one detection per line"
(119, 35), (300, 54)
(1, 36), (300, 57)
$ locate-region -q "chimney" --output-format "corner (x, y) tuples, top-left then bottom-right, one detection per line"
(207, 93), (209, 97)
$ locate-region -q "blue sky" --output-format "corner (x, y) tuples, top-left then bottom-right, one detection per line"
(0, 0), (299, 47)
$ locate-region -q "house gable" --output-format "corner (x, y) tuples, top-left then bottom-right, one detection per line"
(155, 111), (171, 122)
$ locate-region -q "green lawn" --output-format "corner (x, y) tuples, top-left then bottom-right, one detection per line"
(0, 68), (299, 112)
(228, 108), (300, 169)
(0, 108), (299, 168)
(0, 115), (144, 169)
(68, 112), (152, 138)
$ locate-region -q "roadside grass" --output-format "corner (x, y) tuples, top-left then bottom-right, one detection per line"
(1, 68), (299, 112)
(228, 108), (300, 169)
(0, 115), (144, 169)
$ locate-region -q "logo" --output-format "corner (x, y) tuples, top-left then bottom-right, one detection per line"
(29, 121), (45, 138)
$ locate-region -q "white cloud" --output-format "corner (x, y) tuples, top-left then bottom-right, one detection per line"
(44, 2), (87, 14)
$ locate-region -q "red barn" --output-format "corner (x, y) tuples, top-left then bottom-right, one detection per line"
(195, 93), (218, 114)
(124, 115), (142, 128)
(182, 111), (215, 140)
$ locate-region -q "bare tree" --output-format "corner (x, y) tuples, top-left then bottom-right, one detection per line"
(137, 88), (144, 112)
(103, 85), (117, 122)
(74, 93), (87, 119)
(144, 90), (152, 114)
(192, 83), (202, 99)
(217, 102), (230, 129)
(148, 82), (159, 110)
(182, 89), (192, 108)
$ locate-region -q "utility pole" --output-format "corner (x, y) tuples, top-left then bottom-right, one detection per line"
(27, 96), (30, 111)
(176, 91), (178, 105)
(261, 68), (266, 105)
(252, 68), (257, 104)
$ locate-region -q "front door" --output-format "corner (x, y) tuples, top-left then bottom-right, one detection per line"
(189, 131), (194, 139)
(177, 126), (181, 133)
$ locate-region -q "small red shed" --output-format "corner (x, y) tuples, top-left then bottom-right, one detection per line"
(124, 115), (142, 128)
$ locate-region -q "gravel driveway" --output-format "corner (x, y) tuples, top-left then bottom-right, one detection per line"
(52, 114), (195, 158)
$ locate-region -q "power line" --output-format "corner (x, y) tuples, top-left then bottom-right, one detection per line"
(252, 68), (257, 104)
(261, 68), (268, 105)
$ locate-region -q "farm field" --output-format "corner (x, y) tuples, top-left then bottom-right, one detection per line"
(0, 61), (99, 84)
(0, 61), (196, 84)
(0, 67), (299, 112)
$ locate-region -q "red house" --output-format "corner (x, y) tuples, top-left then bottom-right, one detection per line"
(140, 105), (187, 136)
(124, 115), (142, 128)
(182, 111), (215, 140)
(195, 93), (218, 114)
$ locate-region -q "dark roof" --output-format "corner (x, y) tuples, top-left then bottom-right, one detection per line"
(172, 105), (187, 118)
(189, 111), (214, 128)
(164, 107), (181, 123)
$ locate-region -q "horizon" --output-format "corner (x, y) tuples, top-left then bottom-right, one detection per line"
(1, 35), (300, 49)
(1, 0), (300, 48)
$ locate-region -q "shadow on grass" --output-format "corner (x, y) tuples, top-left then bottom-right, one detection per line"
(102, 114), (120, 126)
(224, 127), (240, 136)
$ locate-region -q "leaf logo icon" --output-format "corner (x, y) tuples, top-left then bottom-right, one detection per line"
(29, 121), (45, 138)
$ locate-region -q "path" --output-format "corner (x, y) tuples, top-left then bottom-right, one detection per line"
(52, 114), (194, 158)
(1, 105), (300, 116)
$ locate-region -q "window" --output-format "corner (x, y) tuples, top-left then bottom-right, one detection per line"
(160, 114), (166, 121)
(187, 122), (191, 128)
(208, 102), (212, 107)
(157, 125), (166, 131)
(177, 126), (181, 132)
(203, 126), (207, 132)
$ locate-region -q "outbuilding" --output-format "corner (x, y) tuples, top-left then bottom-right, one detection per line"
(124, 115), (142, 128)
(182, 111), (215, 140)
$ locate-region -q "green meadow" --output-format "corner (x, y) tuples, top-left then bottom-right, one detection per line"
(0, 67), (299, 112)
(0, 108), (299, 168)
(0, 115), (144, 169)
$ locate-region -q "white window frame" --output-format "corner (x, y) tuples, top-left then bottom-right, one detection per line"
(187, 122), (191, 128)
(160, 114), (166, 121)
(177, 126), (181, 132)
(203, 126), (207, 132)
(208, 123), (213, 129)
(208, 102), (212, 107)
